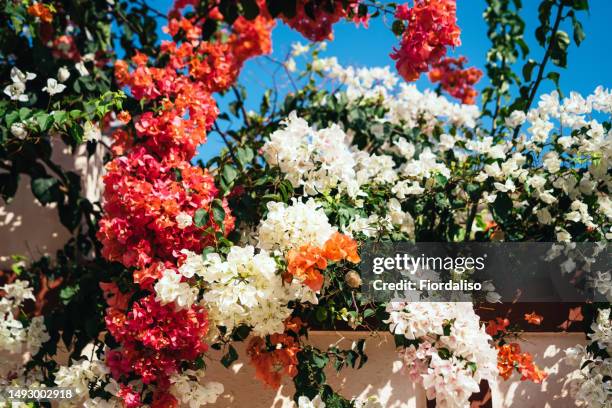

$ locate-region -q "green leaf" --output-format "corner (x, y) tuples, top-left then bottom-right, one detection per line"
(69, 123), (84, 144)
(491, 192), (513, 223)
(19, 107), (31, 121)
(571, 15), (586, 46)
(194, 208), (209, 227)
(52, 110), (68, 125)
(391, 20), (405, 36)
(547, 71), (561, 92)
(5, 111), (19, 127)
(236, 146), (254, 166)
(35, 113), (54, 132)
(222, 165), (238, 185)
(550, 30), (570, 67)
(522, 59), (538, 82)
(211, 199), (226, 227)
(31, 177), (60, 205)
(221, 345), (238, 368)
(570, 0), (588, 10)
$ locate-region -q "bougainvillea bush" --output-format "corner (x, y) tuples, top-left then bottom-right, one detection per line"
(0, 0), (609, 407)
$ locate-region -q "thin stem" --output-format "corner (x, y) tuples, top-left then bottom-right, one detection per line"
(213, 121), (239, 166)
(231, 86), (251, 127)
(490, 53), (506, 136)
(513, 1), (565, 138)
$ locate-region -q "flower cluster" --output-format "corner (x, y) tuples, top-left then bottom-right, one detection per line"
(54, 358), (124, 407)
(386, 302), (498, 408)
(98, 147), (232, 287)
(271, 59), (612, 243)
(27, 2), (54, 24)
(428, 56), (483, 104)
(281, 1), (351, 42)
(564, 308), (612, 407)
(4, 67), (36, 102)
(496, 343), (547, 383)
(247, 328), (301, 389)
(95, 2), (291, 402)
(257, 199), (337, 252)
(169, 369), (224, 408)
(105, 294), (209, 390)
(180, 246), (296, 336)
(0, 280), (49, 380)
(391, 0), (461, 82)
(315, 57), (480, 129)
(285, 231), (360, 292)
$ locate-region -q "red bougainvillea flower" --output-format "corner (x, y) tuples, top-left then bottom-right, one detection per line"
(247, 333), (300, 389)
(98, 1), (299, 402)
(428, 56), (483, 103)
(391, 0), (461, 82)
(52, 35), (81, 61)
(281, 0), (354, 42)
(117, 385), (141, 408)
(99, 282), (131, 312)
(105, 294), (209, 385)
(97, 148), (234, 287)
(151, 391), (179, 408)
(485, 317), (510, 337)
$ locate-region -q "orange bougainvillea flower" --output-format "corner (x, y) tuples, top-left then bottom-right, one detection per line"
(27, 2), (54, 24)
(496, 343), (547, 383)
(284, 316), (305, 335)
(285, 233), (360, 292)
(524, 311), (544, 325)
(247, 334), (300, 389)
(286, 245), (327, 292)
(117, 111), (132, 124)
(322, 232), (361, 263)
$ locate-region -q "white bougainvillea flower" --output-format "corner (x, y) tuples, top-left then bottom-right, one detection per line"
(83, 121), (101, 141)
(10, 67), (36, 83)
(42, 78), (67, 96)
(10, 122), (28, 139)
(291, 42), (309, 57)
(297, 395), (326, 408)
(175, 212), (193, 229)
(4, 81), (28, 102)
(75, 61), (89, 76)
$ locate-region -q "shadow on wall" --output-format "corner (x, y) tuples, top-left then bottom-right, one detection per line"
(0, 139), (106, 269)
(491, 332), (586, 408)
(205, 332), (424, 408)
(204, 332), (586, 408)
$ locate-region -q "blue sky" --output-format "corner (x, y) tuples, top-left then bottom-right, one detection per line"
(146, 0), (612, 161)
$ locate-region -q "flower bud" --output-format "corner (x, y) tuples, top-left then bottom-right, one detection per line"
(58, 66), (70, 82)
(344, 270), (362, 288)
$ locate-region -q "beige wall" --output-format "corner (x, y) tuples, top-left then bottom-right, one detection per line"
(0, 140), (105, 269)
(205, 331), (585, 408)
